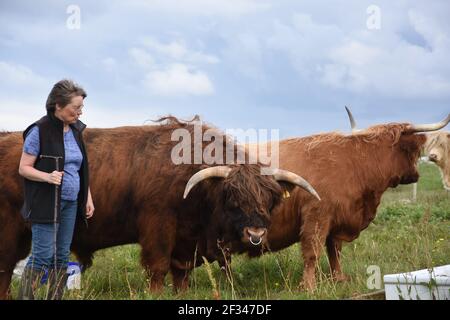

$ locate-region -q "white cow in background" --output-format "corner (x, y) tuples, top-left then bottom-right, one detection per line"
(423, 131), (450, 190)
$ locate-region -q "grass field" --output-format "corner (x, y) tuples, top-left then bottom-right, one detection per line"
(11, 163), (450, 300)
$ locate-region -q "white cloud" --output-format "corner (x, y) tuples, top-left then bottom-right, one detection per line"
(132, 0), (270, 17)
(143, 63), (214, 96)
(332, 41), (382, 67)
(0, 61), (47, 87)
(81, 104), (167, 129)
(0, 99), (44, 131)
(408, 9), (448, 50)
(266, 13), (343, 78)
(320, 36), (450, 98)
(264, 11), (450, 99)
(0, 62), (50, 131)
(141, 37), (219, 64)
(187, 50), (220, 65)
(128, 48), (154, 68)
(130, 37), (218, 96)
(223, 33), (264, 79)
(143, 38), (187, 60)
(319, 41), (381, 91)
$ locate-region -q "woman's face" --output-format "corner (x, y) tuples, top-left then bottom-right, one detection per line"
(55, 95), (84, 125)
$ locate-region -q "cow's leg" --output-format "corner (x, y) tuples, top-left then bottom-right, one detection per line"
(326, 237), (349, 282)
(0, 210), (31, 300)
(0, 269), (13, 300)
(0, 239), (31, 299)
(170, 265), (191, 293)
(71, 221), (95, 272)
(300, 217), (330, 291)
(139, 215), (177, 294)
(141, 251), (170, 293)
(72, 249), (94, 272)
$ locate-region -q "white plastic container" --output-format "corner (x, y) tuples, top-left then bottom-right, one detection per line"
(12, 257), (29, 278)
(66, 262), (81, 290)
(384, 265), (450, 300)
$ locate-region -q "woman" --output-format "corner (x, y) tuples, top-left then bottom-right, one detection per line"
(17, 79), (94, 300)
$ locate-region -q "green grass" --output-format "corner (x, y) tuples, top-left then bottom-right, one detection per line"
(11, 163), (450, 300)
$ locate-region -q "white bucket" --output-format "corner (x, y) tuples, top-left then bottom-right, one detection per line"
(12, 257), (29, 278)
(66, 262), (81, 290)
(383, 265), (450, 300)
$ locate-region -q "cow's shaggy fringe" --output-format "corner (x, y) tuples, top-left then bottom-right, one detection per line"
(225, 165), (282, 217)
(149, 115), (283, 217)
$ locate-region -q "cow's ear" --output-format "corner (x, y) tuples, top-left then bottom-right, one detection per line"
(277, 181), (296, 200)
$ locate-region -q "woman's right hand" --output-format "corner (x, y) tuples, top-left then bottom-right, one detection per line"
(47, 171), (64, 185)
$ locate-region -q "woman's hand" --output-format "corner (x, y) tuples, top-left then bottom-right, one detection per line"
(47, 170), (64, 185)
(86, 188), (95, 219)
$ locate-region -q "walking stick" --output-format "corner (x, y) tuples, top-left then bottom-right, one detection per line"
(40, 155), (63, 275)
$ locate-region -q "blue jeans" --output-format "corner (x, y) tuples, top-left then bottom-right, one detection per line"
(26, 200), (78, 271)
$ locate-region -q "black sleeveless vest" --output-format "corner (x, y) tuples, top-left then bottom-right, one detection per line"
(21, 112), (89, 225)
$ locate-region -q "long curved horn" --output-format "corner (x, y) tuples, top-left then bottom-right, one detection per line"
(407, 113), (450, 133)
(266, 168), (321, 201)
(345, 106), (362, 133)
(183, 166), (232, 199)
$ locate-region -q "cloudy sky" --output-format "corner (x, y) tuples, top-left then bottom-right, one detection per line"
(1, 0), (449, 139)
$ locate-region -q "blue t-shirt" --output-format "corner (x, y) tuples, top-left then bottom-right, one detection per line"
(23, 126), (83, 201)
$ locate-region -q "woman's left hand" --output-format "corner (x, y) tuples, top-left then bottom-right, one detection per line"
(86, 188), (95, 219)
